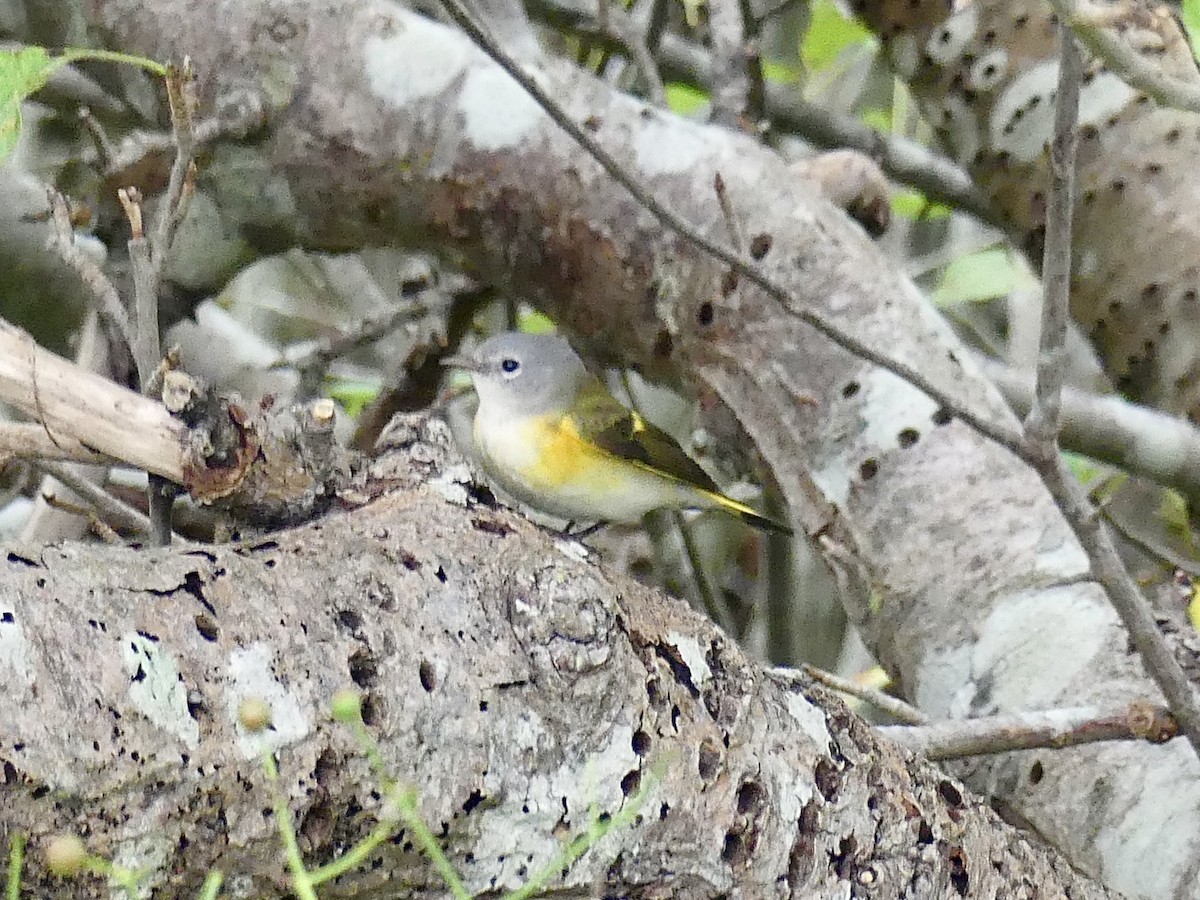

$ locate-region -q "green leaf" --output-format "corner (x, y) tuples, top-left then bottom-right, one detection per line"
(761, 59), (801, 86)
(1063, 451), (1105, 489)
(891, 189), (950, 221)
(665, 82), (708, 116)
(0, 46), (67, 164)
(325, 379), (379, 418)
(801, 0), (875, 74)
(516, 308), (557, 335)
(933, 247), (1034, 305)
(1182, 0), (1200, 58)
(0, 46), (165, 166)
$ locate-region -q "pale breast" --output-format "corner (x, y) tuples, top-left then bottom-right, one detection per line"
(472, 410), (697, 523)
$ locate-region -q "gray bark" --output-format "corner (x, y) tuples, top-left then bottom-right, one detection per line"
(0, 416), (1117, 898)
(30, 0), (1200, 895)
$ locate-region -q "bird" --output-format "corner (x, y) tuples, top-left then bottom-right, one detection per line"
(441, 332), (792, 535)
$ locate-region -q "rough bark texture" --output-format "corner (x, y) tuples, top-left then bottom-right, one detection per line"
(853, 0), (1200, 417)
(0, 416), (1116, 898)
(54, 0), (1200, 896)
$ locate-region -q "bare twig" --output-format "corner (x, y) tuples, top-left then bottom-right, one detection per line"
(35, 461), (158, 539)
(1022, 26), (1200, 759)
(1023, 25), (1081, 459)
(712, 172), (746, 251)
(600, 0), (666, 106)
(77, 106), (117, 165)
(0, 423), (111, 467)
(707, 0), (752, 129)
(444, 0), (1200, 759)
(0, 320), (190, 483)
(45, 192), (133, 350)
(281, 290), (444, 388)
(121, 61), (199, 546)
(770, 664), (928, 725)
(1048, 0), (1200, 114)
(881, 701), (1177, 761)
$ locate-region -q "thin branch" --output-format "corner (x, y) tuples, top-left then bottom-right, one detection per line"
(769, 664), (928, 725)
(1022, 23), (1080, 459)
(1022, 26), (1200, 759)
(281, 289), (444, 389)
(977, 355), (1200, 507)
(707, 0), (752, 129)
(881, 701), (1178, 761)
(34, 461), (157, 539)
(438, 0), (1030, 462)
(44, 192), (133, 351)
(600, 0), (666, 106)
(0, 423), (111, 467)
(122, 61), (198, 547)
(154, 61), (199, 252)
(1048, 0), (1200, 114)
(0, 320), (190, 483)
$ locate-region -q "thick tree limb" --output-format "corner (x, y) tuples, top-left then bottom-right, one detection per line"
(0, 416), (1118, 897)
(76, 1), (1200, 895)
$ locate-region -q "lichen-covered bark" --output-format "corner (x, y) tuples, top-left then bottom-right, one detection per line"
(70, 1), (1200, 896)
(0, 417), (1115, 898)
(853, 0), (1200, 417)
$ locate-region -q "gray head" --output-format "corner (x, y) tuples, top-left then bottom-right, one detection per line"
(446, 332), (587, 416)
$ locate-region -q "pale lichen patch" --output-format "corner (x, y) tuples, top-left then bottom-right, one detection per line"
(457, 66), (546, 151)
(665, 631), (712, 688)
(124, 633), (199, 749)
(633, 115), (710, 177)
(0, 604), (34, 687)
(924, 6), (980, 65)
(363, 18), (471, 106)
(973, 586), (1115, 710)
(225, 643), (310, 759)
(785, 692), (832, 751)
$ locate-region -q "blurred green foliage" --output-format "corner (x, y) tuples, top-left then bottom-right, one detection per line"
(933, 247), (1036, 306)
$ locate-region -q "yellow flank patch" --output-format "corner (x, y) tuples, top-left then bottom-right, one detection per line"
(517, 414), (625, 488)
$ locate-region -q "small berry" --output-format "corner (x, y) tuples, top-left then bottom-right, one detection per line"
(45, 834), (87, 877)
(238, 697), (271, 732)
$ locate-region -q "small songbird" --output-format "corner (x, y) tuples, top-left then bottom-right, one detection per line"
(442, 332), (791, 534)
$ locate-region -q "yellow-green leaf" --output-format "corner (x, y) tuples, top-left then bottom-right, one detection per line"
(1182, 0), (1200, 58)
(516, 308), (557, 335)
(933, 247), (1034, 305)
(665, 82), (708, 116)
(761, 59), (801, 86)
(325, 379), (379, 418)
(1, 46), (165, 166)
(801, 0), (875, 74)
(1063, 451), (1105, 489)
(891, 189), (951, 221)
(0, 46), (68, 164)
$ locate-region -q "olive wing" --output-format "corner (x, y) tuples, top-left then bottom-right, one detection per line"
(572, 378), (720, 493)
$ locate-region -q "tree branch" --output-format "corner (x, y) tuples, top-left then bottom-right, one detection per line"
(1022, 24), (1200, 758)
(1048, 0), (1200, 113)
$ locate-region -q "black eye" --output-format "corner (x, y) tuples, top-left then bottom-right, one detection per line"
(500, 358), (520, 374)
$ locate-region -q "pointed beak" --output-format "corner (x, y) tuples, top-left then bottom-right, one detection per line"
(440, 354), (479, 373)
